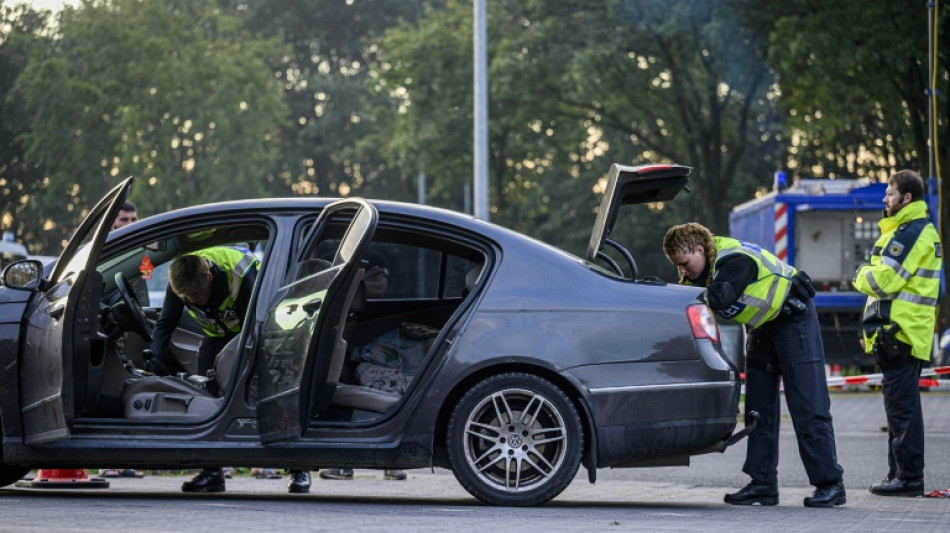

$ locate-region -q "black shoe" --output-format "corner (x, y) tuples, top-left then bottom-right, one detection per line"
(319, 468), (354, 480)
(869, 478), (924, 497)
(804, 481), (846, 507)
(181, 468), (226, 493)
(724, 482), (778, 506)
(384, 469), (407, 481)
(288, 470), (311, 493)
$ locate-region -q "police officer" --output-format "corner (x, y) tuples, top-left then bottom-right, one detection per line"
(664, 223), (845, 508)
(148, 247), (313, 495)
(854, 170), (940, 497)
(148, 247), (260, 493)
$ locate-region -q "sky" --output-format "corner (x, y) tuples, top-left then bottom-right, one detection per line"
(23, 0), (79, 12)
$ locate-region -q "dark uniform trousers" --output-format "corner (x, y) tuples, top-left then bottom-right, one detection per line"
(882, 360), (925, 481)
(743, 298), (844, 486)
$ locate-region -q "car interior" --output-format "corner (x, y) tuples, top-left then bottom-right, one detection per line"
(80, 218), (486, 428)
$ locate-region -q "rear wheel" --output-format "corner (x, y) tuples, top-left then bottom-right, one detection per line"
(447, 372), (583, 506)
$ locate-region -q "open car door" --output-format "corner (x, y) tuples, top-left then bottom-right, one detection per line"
(19, 178), (133, 445)
(255, 199), (377, 444)
(586, 163), (692, 267)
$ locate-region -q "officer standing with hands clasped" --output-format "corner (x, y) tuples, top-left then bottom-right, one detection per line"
(854, 170), (941, 497)
(663, 223), (845, 508)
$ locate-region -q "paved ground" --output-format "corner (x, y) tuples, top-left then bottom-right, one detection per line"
(2, 391), (948, 532)
(5, 468), (949, 533)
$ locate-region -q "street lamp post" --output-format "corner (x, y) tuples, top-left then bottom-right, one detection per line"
(473, 0), (489, 220)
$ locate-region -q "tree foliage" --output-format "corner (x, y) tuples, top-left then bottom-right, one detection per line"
(221, 0), (425, 203)
(1, 0), (948, 288)
(365, 0), (781, 274)
(0, 3), (53, 253)
(10, 0), (289, 252)
(740, 0), (950, 320)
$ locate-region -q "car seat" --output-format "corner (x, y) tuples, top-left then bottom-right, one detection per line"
(120, 336), (242, 420)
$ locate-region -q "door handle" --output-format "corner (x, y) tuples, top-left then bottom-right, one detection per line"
(302, 299), (322, 315)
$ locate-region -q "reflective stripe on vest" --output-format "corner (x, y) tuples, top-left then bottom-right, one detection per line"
(713, 236), (796, 328)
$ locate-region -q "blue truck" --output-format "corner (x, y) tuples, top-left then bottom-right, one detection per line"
(729, 173), (941, 368)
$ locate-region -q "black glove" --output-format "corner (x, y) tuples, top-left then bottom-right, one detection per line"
(792, 271), (816, 299)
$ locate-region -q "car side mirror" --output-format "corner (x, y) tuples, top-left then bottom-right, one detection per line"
(1, 260), (46, 291)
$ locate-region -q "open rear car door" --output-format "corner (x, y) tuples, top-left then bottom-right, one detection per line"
(255, 199), (377, 444)
(19, 178), (133, 444)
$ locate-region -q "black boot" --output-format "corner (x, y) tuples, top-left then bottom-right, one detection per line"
(724, 481), (778, 506)
(804, 480), (846, 507)
(181, 468), (226, 493)
(869, 478), (924, 497)
(288, 470), (311, 493)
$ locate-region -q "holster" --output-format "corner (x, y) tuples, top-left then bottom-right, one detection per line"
(746, 334), (781, 375)
(873, 324), (913, 370)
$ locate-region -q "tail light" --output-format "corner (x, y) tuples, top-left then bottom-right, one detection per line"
(687, 304), (720, 343)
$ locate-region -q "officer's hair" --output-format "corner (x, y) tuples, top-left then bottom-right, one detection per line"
(663, 222), (716, 286)
(889, 170), (925, 201)
(169, 255), (210, 297)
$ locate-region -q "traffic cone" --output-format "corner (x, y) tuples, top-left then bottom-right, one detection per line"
(15, 469), (109, 489)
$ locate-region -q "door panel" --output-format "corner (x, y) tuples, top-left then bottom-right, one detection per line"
(20, 178), (132, 445)
(256, 199), (377, 443)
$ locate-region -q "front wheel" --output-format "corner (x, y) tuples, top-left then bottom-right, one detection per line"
(447, 372), (583, 506)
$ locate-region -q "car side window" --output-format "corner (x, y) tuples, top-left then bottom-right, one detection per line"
(369, 243), (478, 300)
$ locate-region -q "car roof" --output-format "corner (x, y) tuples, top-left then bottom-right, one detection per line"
(109, 196), (562, 256)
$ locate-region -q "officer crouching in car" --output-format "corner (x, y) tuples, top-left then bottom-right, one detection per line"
(148, 247), (311, 494)
(854, 169), (941, 498)
(664, 223), (846, 508)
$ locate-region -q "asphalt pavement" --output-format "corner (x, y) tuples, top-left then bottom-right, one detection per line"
(2, 392), (948, 533)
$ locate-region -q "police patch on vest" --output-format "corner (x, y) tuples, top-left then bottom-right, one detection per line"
(716, 302), (745, 320)
(738, 240), (761, 253)
(936, 243), (943, 258)
(887, 241), (905, 257)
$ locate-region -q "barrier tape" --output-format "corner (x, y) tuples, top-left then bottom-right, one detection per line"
(738, 365), (950, 392)
(825, 365), (950, 388)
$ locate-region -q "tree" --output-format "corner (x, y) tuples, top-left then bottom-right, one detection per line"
(13, 0), (289, 253)
(0, 3), (53, 254)
(225, 0), (426, 203)
(366, 0), (782, 274)
(741, 0), (950, 321)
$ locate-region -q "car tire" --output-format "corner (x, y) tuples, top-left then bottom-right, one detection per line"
(447, 372), (583, 506)
(0, 466), (31, 488)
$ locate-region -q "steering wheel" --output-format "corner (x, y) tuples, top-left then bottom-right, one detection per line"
(114, 272), (153, 342)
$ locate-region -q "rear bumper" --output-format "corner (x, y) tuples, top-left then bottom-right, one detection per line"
(587, 380), (740, 468)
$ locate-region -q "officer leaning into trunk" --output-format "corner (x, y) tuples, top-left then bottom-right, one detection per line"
(854, 169), (941, 498)
(664, 223), (846, 508)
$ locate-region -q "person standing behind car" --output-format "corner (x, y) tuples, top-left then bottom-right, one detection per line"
(112, 201), (139, 230)
(854, 170), (941, 498)
(663, 223), (845, 508)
